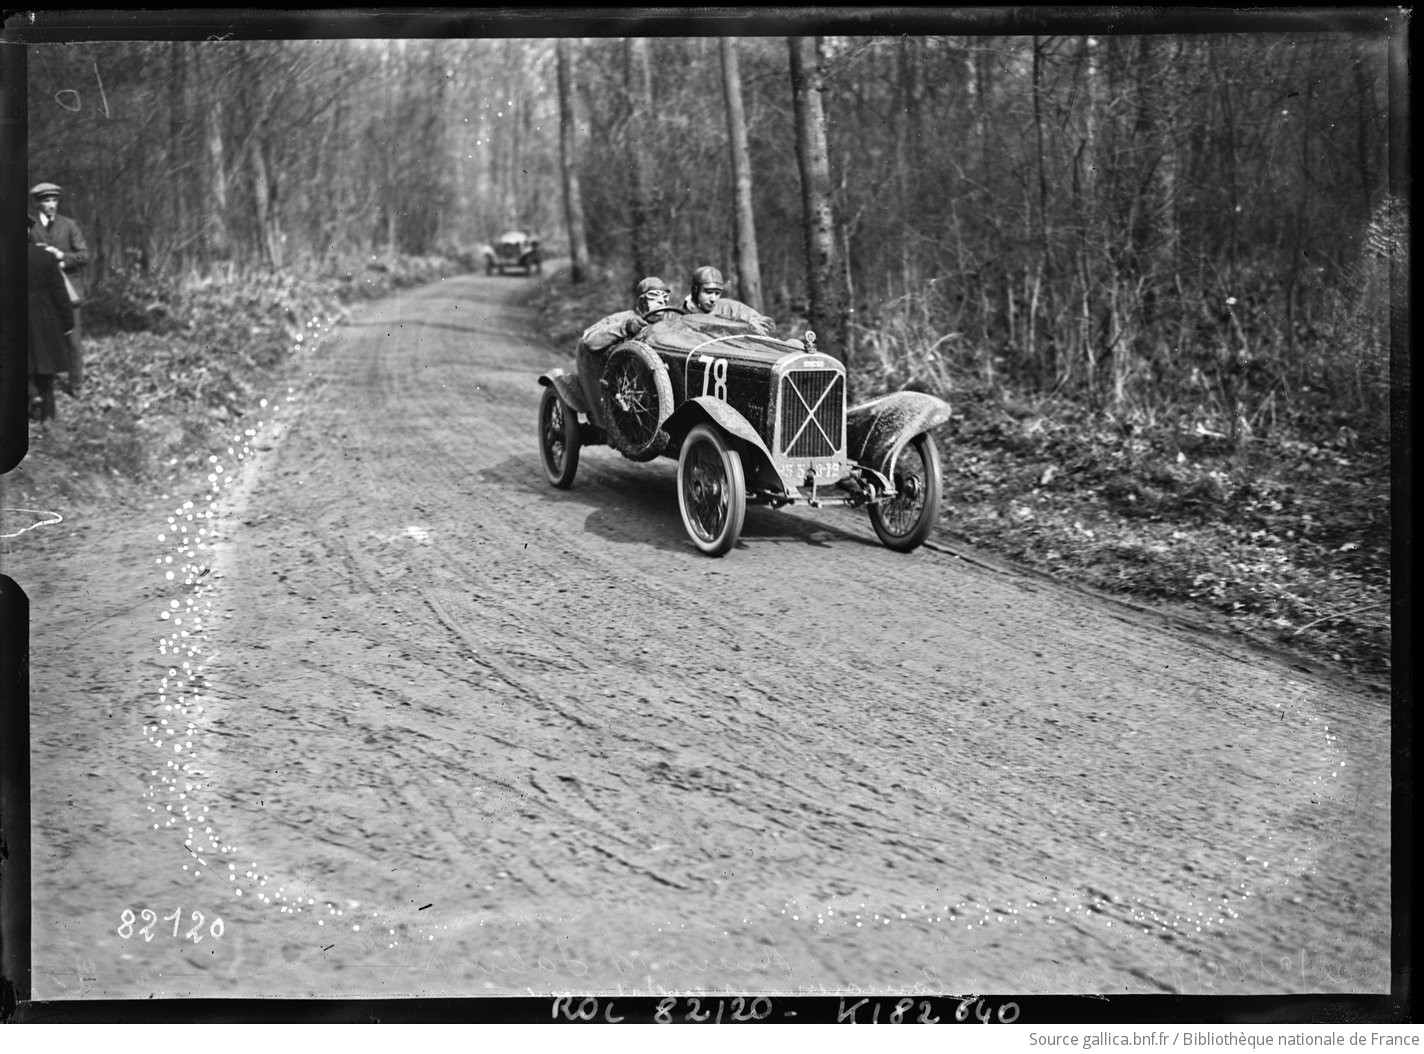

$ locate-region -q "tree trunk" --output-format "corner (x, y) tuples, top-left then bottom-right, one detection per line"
(969, 39), (991, 190)
(720, 37), (763, 309)
(250, 134), (281, 269)
(1031, 36), (1053, 386)
(1220, 70), (1239, 275)
(197, 48), (230, 267)
(556, 39), (591, 283)
(1074, 34), (1103, 390)
(1078, 37), (1100, 209)
(1135, 37), (1180, 327)
(167, 43), (190, 277)
(382, 42), (400, 254)
(505, 41), (522, 225)
(894, 37), (921, 299)
(322, 90), (347, 260)
(625, 37), (656, 278)
(485, 44), (503, 228)
(424, 41), (448, 252)
(788, 36), (850, 367)
(238, 44), (281, 270)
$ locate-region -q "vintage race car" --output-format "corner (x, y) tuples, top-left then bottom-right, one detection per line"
(537, 306), (951, 556)
(486, 230), (542, 275)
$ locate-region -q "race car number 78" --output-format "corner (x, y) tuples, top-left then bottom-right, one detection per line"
(699, 355), (728, 401)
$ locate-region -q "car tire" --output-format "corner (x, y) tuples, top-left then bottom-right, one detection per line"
(677, 424), (746, 557)
(600, 341), (673, 462)
(868, 432), (942, 552)
(537, 386), (581, 489)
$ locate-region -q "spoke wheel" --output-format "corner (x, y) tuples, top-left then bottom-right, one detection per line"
(868, 432), (942, 552)
(537, 386), (581, 489)
(677, 424), (746, 557)
(600, 342), (673, 461)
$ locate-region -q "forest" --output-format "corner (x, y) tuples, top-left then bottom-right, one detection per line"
(23, 24), (1404, 435)
(10, 15), (1406, 679)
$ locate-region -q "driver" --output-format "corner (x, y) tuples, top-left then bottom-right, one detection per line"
(680, 265), (775, 336)
(575, 276), (671, 416)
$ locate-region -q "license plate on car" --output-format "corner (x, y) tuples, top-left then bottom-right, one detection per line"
(779, 460), (843, 482)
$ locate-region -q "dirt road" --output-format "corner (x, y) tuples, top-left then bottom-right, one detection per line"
(7, 271), (1391, 1001)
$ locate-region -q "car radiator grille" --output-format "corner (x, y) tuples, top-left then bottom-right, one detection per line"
(779, 370), (844, 458)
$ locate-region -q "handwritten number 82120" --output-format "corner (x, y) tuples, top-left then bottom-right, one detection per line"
(655, 997), (774, 1023)
(117, 908), (225, 943)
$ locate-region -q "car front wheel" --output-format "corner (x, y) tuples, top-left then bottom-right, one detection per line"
(677, 424), (746, 557)
(537, 386), (581, 489)
(868, 432), (942, 552)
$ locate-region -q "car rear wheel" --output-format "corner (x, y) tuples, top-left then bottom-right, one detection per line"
(537, 386), (581, 489)
(868, 432), (942, 552)
(677, 424), (746, 557)
(600, 342), (673, 461)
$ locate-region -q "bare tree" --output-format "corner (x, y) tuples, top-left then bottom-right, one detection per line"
(893, 36), (922, 297)
(1030, 36), (1055, 383)
(1133, 36), (1180, 328)
(238, 44), (283, 269)
(557, 38), (592, 282)
(196, 47), (231, 268)
(721, 37), (764, 309)
(166, 43), (192, 276)
(625, 37), (656, 278)
(788, 35), (850, 366)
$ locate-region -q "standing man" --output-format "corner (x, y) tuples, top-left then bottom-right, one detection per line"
(29, 182), (89, 392)
(27, 216), (77, 427)
(681, 265), (775, 335)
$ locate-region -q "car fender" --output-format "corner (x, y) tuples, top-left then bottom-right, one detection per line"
(846, 391), (952, 477)
(664, 397), (780, 484)
(537, 368), (591, 417)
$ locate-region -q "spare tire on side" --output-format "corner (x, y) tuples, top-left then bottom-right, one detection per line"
(599, 341), (674, 462)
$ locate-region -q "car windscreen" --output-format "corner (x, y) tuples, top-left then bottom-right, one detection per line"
(678, 312), (755, 337)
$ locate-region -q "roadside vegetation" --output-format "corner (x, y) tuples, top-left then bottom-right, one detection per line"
(7, 252), (477, 508)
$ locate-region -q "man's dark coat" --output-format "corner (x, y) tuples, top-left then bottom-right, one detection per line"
(29, 243), (76, 376)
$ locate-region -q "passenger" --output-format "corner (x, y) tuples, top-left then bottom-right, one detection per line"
(681, 265), (774, 336)
(576, 276), (671, 417)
